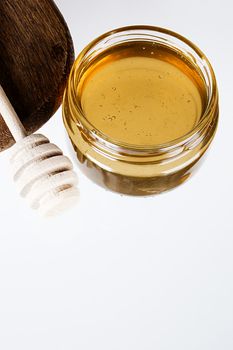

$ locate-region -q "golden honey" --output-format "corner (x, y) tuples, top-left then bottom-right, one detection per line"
(79, 41), (205, 146)
(63, 26), (218, 195)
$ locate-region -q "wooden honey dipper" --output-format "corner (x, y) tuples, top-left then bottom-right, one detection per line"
(0, 85), (79, 216)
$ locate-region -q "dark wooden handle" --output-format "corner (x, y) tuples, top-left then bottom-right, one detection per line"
(0, 0), (74, 151)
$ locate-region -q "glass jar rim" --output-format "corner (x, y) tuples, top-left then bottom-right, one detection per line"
(67, 25), (218, 155)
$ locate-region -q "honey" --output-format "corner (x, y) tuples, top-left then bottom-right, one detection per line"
(63, 26), (218, 195)
(79, 41), (206, 146)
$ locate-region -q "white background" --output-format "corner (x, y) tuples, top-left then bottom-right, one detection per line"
(0, 0), (232, 349)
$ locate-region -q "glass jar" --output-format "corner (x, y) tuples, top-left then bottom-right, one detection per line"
(63, 25), (219, 195)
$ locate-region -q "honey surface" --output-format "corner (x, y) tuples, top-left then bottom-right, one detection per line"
(79, 42), (206, 145)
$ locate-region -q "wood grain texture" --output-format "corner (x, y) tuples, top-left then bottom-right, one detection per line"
(0, 0), (74, 151)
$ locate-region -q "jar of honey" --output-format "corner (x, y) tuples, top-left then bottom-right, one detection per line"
(63, 25), (219, 195)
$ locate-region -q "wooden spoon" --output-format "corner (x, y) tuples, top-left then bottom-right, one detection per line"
(0, 0), (74, 151)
